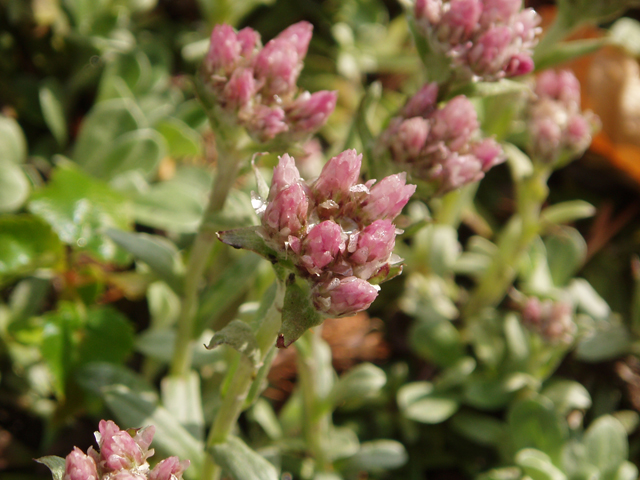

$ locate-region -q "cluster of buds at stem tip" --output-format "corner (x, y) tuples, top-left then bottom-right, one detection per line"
(201, 22), (337, 143)
(527, 69), (599, 166)
(521, 297), (576, 344)
(413, 0), (541, 81)
(256, 149), (416, 318)
(61, 420), (189, 480)
(375, 82), (505, 196)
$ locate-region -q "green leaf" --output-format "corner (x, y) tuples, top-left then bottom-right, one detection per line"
(0, 115), (26, 164)
(41, 317), (72, 398)
(205, 319), (261, 366)
(39, 79), (68, 145)
(568, 278), (611, 320)
(397, 382), (459, 424)
(534, 38), (606, 72)
(508, 397), (566, 461)
(73, 98), (143, 169)
(248, 398), (282, 440)
(325, 427), (360, 462)
(156, 118), (202, 158)
(331, 363), (386, 407)
(77, 362), (157, 399)
(584, 415), (628, 476)
(0, 215), (63, 286)
(0, 163), (30, 212)
(345, 440), (408, 472)
(544, 227), (587, 287)
(504, 143), (533, 182)
(449, 79), (529, 100)
(278, 275), (324, 348)
(613, 461), (639, 480)
(77, 307), (135, 366)
(541, 201), (595, 226)
(161, 372), (204, 442)
(105, 229), (184, 294)
(575, 324), (632, 362)
(477, 467), (522, 480)
(210, 435), (279, 480)
(29, 162), (132, 264)
(196, 253), (263, 334)
(434, 357), (477, 391)
(409, 318), (464, 367)
(542, 380), (591, 414)
(450, 411), (506, 447)
(515, 448), (567, 480)
(35, 455), (66, 480)
(135, 329), (225, 367)
(88, 129), (166, 180)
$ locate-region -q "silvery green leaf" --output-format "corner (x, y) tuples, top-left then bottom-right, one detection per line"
(205, 319), (261, 366)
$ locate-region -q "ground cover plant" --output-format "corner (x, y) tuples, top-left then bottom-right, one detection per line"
(3, 0), (640, 479)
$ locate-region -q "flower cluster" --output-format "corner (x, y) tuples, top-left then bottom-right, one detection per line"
(202, 22), (337, 143)
(257, 150), (416, 317)
(376, 83), (504, 196)
(527, 69), (599, 165)
(521, 297), (576, 344)
(63, 420), (189, 480)
(414, 0), (541, 81)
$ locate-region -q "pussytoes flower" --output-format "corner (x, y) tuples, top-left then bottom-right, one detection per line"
(58, 420), (189, 480)
(527, 69), (599, 164)
(521, 297), (576, 344)
(414, 0), (541, 81)
(376, 83), (504, 196)
(256, 150), (416, 317)
(202, 22), (337, 143)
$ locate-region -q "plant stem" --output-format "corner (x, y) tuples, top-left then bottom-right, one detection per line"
(296, 328), (331, 474)
(169, 146), (242, 378)
(533, 13), (573, 65)
(201, 281), (285, 480)
(463, 166), (550, 318)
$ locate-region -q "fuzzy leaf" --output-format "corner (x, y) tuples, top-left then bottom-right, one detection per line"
(205, 319), (261, 366)
(210, 435), (279, 480)
(277, 276), (324, 348)
(35, 455), (66, 480)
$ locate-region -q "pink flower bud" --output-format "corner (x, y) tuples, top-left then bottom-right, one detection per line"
(245, 105), (288, 142)
(415, 0), (443, 25)
(521, 297), (575, 343)
(237, 27), (260, 57)
(97, 420), (150, 472)
(274, 21), (313, 58)
(480, 0), (522, 27)
(206, 25), (242, 75)
(402, 83), (439, 118)
(430, 95), (478, 150)
(314, 149), (362, 200)
(504, 52), (535, 77)
(263, 183), (309, 237)
(287, 90), (338, 136)
(149, 457), (190, 480)
(64, 447), (99, 480)
(270, 153), (301, 200)
(362, 173), (416, 222)
(314, 276), (380, 317)
(349, 220), (396, 268)
(566, 114), (591, 151)
(390, 118), (430, 163)
(437, 153), (485, 191)
(468, 25), (512, 76)
(301, 220), (344, 272)
(222, 68), (256, 111)
(440, 0), (482, 44)
(472, 137), (505, 170)
(535, 70), (581, 106)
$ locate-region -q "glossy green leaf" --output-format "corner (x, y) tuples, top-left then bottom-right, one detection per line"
(39, 79), (67, 145)
(77, 307), (135, 366)
(584, 415), (628, 476)
(0, 215), (63, 286)
(450, 411), (506, 447)
(508, 397), (566, 461)
(545, 227), (587, 287)
(542, 380), (591, 414)
(105, 229), (184, 293)
(0, 163), (30, 212)
(515, 448), (567, 480)
(346, 440), (408, 472)
(397, 382), (459, 424)
(210, 435), (279, 480)
(156, 118), (202, 158)
(29, 163), (132, 263)
(331, 363), (386, 407)
(0, 115), (26, 164)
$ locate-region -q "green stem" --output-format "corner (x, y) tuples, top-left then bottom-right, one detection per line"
(463, 166), (550, 319)
(201, 281), (285, 480)
(169, 146), (242, 378)
(533, 13), (574, 65)
(296, 328), (331, 474)
(434, 183), (478, 228)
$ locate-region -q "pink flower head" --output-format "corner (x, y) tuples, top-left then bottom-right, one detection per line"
(521, 297), (575, 343)
(222, 68), (256, 111)
(313, 276), (380, 317)
(96, 420), (153, 472)
(206, 24), (242, 75)
(263, 183), (308, 237)
(430, 95), (479, 150)
(270, 153), (301, 200)
(440, 0), (483, 45)
(274, 21), (314, 58)
(362, 173), (416, 223)
(535, 69), (581, 106)
(391, 117), (430, 162)
(314, 149), (362, 201)
(402, 83), (439, 118)
(287, 90), (338, 136)
(301, 221), (344, 273)
(149, 457), (191, 480)
(351, 220), (396, 279)
(504, 52), (535, 77)
(472, 137), (505, 170)
(64, 447), (99, 480)
(480, 0), (523, 27)
(245, 105), (288, 142)
(237, 27), (260, 57)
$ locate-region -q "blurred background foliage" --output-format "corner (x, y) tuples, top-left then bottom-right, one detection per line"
(4, 0), (640, 479)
